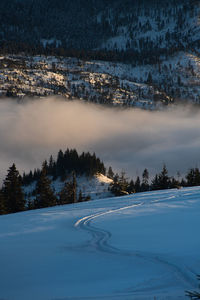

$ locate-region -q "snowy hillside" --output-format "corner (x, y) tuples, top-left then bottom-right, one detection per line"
(0, 186), (200, 299)
(0, 0), (199, 61)
(23, 173), (113, 201)
(1, 51), (200, 108)
(100, 1), (200, 53)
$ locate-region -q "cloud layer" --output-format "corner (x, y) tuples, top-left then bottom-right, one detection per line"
(0, 97), (200, 181)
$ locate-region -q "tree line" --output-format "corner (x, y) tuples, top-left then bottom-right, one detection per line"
(22, 148), (106, 185)
(0, 162), (91, 215)
(110, 165), (200, 196)
(0, 148), (106, 215)
(1, 148), (200, 215)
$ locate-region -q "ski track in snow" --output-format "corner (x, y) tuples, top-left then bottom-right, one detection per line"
(74, 192), (198, 299)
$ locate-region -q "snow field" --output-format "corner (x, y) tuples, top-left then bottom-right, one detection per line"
(0, 187), (200, 299)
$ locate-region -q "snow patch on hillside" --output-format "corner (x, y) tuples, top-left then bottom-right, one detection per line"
(23, 173), (113, 201)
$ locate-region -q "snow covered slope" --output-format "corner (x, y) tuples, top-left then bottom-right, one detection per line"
(99, 1), (200, 53)
(0, 187), (200, 299)
(1, 51), (200, 108)
(23, 173), (113, 201)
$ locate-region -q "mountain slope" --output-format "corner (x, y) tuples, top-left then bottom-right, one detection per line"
(1, 52), (199, 108)
(23, 173), (113, 201)
(0, 186), (200, 299)
(0, 0), (199, 63)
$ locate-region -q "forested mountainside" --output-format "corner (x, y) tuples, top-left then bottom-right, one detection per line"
(0, 0), (199, 63)
(1, 52), (199, 108)
(0, 1), (199, 108)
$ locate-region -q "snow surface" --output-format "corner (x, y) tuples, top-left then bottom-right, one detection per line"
(0, 187), (200, 299)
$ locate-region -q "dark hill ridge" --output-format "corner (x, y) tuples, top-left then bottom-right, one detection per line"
(0, 0), (199, 63)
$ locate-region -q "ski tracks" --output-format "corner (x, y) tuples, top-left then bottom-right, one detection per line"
(74, 200), (197, 294)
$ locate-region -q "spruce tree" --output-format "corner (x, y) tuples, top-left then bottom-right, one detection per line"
(2, 164), (25, 213)
(56, 149), (66, 180)
(72, 172), (77, 203)
(59, 182), (74, 205)
(127, 180), (135, 194)
(34, 165), (56, 209)
(141, 168), (149, 191)
(59, 182), (73, 205)
(78, 190), (83, 202)
(58, 172), (77, 205)
(158, 164), (170, 189)
(146, 71), (153, 84)
(135, 176), (141, 193)
(107, 166), (114, 179)
(110, 172), (129, 196)
(186, 168), (195, 186)
(151, 174), (160, 190)
(0, 190), (6, 215)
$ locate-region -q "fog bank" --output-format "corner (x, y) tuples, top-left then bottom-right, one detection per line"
(0, 97), (200, 181)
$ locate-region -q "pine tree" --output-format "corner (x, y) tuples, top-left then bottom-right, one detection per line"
(127, 180), (135, 194)
(186, 168), (196, 186)
(56, 149), (66, 180)
(34, 165), (56, 209)
(146, 71), (153, 84)
(107, 166), (114, 179)
(194, 168), (200, 186)
(78, 190), (83, 202)
(59, 172), (77, 205)
(186, 275), (200, 299)
(110, 171), (129, 196)
(170, 177), (180, 189)
(135, 176), (141, 193)
(2, 164), (25, 213)
(59, 182), (73, 205)
(141, 168), (149, 191)
(72, 171), (77, 203)
(118, 171), (129, 191)
(158, 164), (170, 189)
(0, 190), (6, 215)
(151, 174), (160, 190)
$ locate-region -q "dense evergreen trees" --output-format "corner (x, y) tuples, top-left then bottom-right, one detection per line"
(0, 149), (101, 215)
(110, 164), (200, 197)
(0, 0), (197, 64)
(23, 148), (106, 185)
(2, 148), (200, 216)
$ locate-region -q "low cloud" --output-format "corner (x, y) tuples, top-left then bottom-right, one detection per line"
(0, 97), (200, 181)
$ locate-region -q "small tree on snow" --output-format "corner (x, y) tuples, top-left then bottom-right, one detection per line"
(186, 275), (200, 299)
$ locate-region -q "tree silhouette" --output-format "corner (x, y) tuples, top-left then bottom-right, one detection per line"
(34, 165), (56, 208)
(186, 275), (200, 299)
(2, 164), (25, 213)
(0, 190), (6, 215)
